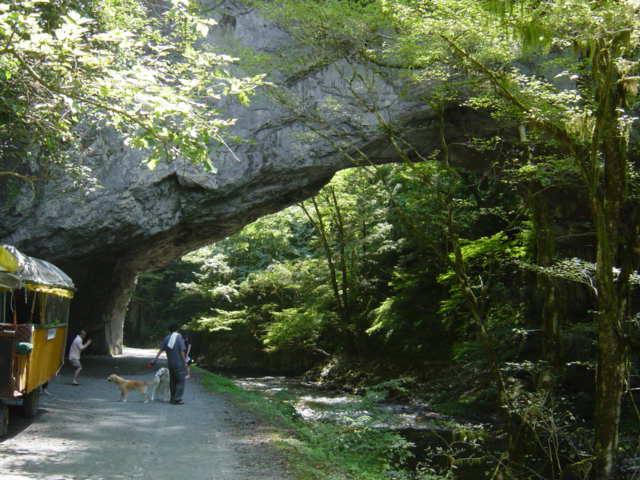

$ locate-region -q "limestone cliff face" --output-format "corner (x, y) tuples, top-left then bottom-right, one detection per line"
(0, 4), (492, 354)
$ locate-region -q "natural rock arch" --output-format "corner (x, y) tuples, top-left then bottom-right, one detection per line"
(0, 4), (497, 354)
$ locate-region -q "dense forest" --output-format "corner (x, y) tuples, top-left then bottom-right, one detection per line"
(128, 161), (640, 479)
(2, 0), (640, 479)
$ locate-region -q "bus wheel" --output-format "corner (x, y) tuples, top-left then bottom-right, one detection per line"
(22, 389), (40, 418)
(0, 403), (8, 436)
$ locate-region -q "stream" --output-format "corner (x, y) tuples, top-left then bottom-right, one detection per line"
(234, 375), (454, 429)
(229, 375), (640, 479)
(232, 375), (492, 477)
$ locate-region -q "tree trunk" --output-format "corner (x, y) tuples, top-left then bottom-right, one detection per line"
(447, 209), (506, 400)
(592, 199), (627, 480)
(590, 35), (631, 480)
(447, 211), (527, 474)
(529, 188), (563, 384)
(300, 197), (354, 354)
(593, 294), (625, 480)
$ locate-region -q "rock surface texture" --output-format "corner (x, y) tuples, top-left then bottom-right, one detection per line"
(0, 3), (493, 353)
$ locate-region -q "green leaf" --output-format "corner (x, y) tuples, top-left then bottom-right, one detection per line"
(147, 157), (160, 171)
(195, 22), (209, 37)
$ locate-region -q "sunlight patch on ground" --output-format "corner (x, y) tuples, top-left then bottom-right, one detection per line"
(117, 347), (156, 358)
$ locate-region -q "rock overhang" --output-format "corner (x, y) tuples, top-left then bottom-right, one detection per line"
(0, 3), (502, 353)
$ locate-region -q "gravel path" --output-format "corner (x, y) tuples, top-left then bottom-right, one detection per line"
(0, 348), (293, 480)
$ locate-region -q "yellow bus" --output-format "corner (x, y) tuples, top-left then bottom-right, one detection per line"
(0, 245), (75, 435)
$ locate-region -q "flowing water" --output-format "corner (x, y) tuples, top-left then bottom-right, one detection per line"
(232, 375), (483, 432)
(232, 376), (494, 478)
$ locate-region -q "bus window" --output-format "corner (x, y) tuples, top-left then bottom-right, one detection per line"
(34, 294), (47, 324)
(0, 291), (7, 324)
(45, 296), (70, 326)
(11, 289), (31, 324)
(2, 290), (18, 324)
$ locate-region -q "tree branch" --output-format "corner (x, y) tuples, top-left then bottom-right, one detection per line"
(9, 48), (175, 157)
(0, 171), (39, 182)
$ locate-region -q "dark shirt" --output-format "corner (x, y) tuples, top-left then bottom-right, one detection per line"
(160, 333), (186, 368)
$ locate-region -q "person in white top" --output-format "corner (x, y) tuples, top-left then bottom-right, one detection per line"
(69, 329), (92, 385)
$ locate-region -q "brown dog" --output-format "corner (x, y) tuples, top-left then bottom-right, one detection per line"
(107, 373), (156, 403)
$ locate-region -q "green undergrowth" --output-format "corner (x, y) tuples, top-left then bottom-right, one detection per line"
(196, 367), (419, 480)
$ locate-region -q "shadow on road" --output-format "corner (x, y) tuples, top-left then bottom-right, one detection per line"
(0, 346), (294, 480)
(3, 347), (160, 441)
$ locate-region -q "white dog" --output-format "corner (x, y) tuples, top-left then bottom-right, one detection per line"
(149, 367), (170, 402)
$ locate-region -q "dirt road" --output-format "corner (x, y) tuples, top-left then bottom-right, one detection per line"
(0, 348), (293, 480)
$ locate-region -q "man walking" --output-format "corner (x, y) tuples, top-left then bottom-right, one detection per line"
(69, 329), (92, 386)
(151, 325), (188, 404)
